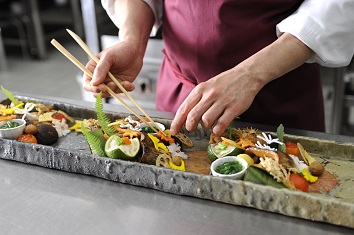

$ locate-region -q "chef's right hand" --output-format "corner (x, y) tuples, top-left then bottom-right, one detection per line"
(83, 41), (144, 98)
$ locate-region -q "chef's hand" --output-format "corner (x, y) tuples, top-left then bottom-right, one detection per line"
(169, 33), (315, 136)
(170, 66), (263, 136)
(83, 41), (144, 98)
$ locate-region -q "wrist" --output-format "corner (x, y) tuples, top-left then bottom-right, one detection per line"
(235, 33), (314, 89)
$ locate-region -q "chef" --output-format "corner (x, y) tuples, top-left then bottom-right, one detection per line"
(83, 0), (354, 135)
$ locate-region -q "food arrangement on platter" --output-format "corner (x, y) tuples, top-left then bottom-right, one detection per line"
(1, 88), (354, 228)
(0, 86), (340, 195)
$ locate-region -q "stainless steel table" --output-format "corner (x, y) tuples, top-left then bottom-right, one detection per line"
(0, 94), (353, 235)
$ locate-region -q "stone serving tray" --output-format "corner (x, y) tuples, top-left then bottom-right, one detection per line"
(0, 96), (353, 228)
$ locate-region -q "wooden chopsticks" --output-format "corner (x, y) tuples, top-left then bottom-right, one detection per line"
(51, 30), (164, 134)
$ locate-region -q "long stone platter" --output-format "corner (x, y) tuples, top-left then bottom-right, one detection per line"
(0, 96), (353, 228)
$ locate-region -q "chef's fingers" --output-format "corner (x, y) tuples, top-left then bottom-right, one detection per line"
(199, 101), (224, 130)
(107, 80), (135, 93)
(211, 108), (238, 136)
(184, 95), (219, 132)
(170, 90), (202, 135)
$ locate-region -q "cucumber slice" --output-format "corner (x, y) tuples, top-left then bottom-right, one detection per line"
(207, 143), (244, 162)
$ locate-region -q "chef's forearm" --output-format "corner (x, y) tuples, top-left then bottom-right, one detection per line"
(237, 33), (315, 91)
(115, 0), (155, 57)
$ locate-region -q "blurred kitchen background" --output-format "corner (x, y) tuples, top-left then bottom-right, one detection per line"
(0, 0), (353, 135)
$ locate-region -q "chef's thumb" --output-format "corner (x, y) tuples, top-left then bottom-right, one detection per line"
(90, 56), (110, 86)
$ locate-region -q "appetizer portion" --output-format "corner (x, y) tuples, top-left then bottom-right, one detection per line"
(78, 92), (192, 172)
(0, 86), (76, 145)
(208, 125), (339, 194)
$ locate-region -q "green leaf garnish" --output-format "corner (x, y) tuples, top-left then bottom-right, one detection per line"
(80, 121), (107, 157)
(1, 86), (21, 106)
(244, 166), (286, 189)
(95, 92), (117, 137)
(276, 124), (286, 153)
(217, 142), (228, 150)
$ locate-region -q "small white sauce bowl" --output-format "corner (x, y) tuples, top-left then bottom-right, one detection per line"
(210, 156), (249, 180)
(0, 119), (26, 140)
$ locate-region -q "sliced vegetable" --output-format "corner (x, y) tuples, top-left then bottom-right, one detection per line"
(244, 166), (286, 189)
(121, 137), (131, 145)
(237, 153), (254, 166)
(297, 142), (316, 165)
(17, 134), (38, 144)
(169, 158), (185, 171)
(285, 141), (300, 157)
(148, 133), (168, 152)
(289, 173), (309, 192)
(217, 142), (228, 150)
(105, 134), (140, 160)
(207, 143), (244, 162)
(302, 168), (318, 183)
(0, 115), (16, 122)
(52, 112), (66, 121)
(157, 131), (175, 144)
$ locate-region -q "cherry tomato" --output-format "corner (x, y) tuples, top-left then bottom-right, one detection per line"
(52, 112), (66, 121)
(289, 174), (309, 192)
(285, 141), (300, 157)
(18, 134), (38, 144)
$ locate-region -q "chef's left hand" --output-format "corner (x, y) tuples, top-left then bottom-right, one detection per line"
(170, 66), (263, 136)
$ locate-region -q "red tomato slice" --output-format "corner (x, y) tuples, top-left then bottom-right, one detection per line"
(18, 134), (38, 144)
(289, 174), (309, 192)
(52, 112), (66, 121)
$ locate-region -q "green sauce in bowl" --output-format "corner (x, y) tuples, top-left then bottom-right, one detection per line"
(0, 121), (22, 129)
(215, 161), (243, 175)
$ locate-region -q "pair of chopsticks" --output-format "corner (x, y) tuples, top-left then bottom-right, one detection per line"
(51, 29), (164, 135)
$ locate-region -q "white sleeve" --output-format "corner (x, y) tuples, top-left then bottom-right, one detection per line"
(276, 0), (354, 67)
(101, 0), (163, 37)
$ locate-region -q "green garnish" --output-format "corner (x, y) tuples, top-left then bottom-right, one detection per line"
(217, 142), (228, 150)
(244, 166), (286, 189)
(215, 161), (243, 175)
(95, 92), (117, 137)
(228, 125), (233, 140)
(114, 136), (124, 145)
(276, 124), (286, 153)
(81, 121), (107, 157)
(1, 86), (21, 106)
(141, 126), (155, 133)
(0, 121), (21, 129)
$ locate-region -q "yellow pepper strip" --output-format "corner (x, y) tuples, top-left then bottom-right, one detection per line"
(69, 121), (81, 131)
(0, 102), (24, 115)
(302, 168), (318, 183)
(0, 108), (14, 115)
(169, 159), (185, 171)
(148, 133), (168, 152)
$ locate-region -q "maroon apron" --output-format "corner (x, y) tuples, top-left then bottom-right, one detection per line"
(156, 0), (325, 132)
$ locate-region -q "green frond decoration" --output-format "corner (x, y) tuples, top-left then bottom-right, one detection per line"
(1, 86), (21, 106)
(81, 121), (107, 157)
(95, 92), (117, 136)
(276, 124), (286, 153)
